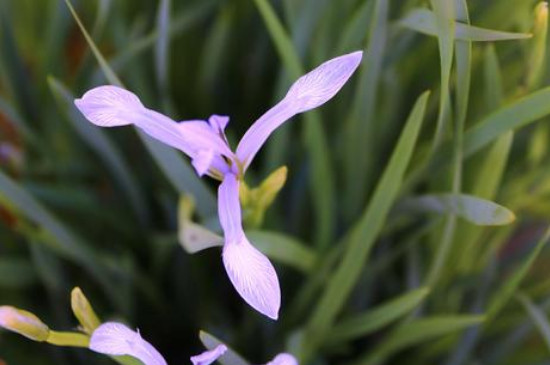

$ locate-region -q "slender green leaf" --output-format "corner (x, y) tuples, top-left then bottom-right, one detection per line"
(357, 315), (485, 365)
(48, 77), (147, 223)
(517, 293), (550, 352)
(155, 0), (171, 93)
(344, 0), (388, 219)
(0, 170), (119, 306)
(429, 0), (454, 157)
(328, 287), (430, 344)
(252, 0), (302, 76)
(252, 0), (335, 248)
(464, 86), (550, 157)
(487, 227), (550, 321)
(246, 230), (317, 274)
(399, 9), (532, 41)
(199, 331), (250, 365)
(91, 1), (215, 83)
(526, 2), (548, 89)
(336, 0), (373, 54)
(303, 91), (429, 360)
(402, 194), (515, 226)
(63, 0), (216, 218)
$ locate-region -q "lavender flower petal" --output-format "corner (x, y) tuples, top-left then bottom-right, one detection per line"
(218, 173), (281, 319)
(190, 344), (227, 365)
(75, 86), (233, 176)
(89, 322), (167, 365)
(236, 51), (363, 169)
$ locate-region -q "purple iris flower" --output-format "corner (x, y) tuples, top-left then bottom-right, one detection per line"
(89, 322), (298, 365)
(75, 51), (362, 319)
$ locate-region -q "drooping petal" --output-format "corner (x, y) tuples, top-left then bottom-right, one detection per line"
(75, 86), (233, 176)
(236, 51), (363, 169)
(218, 174), (281, 320)
(190, 344), (227, 365)
(74, 85), (144, 127)
(265, 353), (299, 365)
(89, 322), (167, 365)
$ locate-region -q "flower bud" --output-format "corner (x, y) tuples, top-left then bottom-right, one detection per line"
(71, 287), (101, 334)
(0, 306), (49, 341)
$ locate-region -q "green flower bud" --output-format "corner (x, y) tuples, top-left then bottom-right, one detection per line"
(71, 287), (101, 334)
(0, 306), (49, 341)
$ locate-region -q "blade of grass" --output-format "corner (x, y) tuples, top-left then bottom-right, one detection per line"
(155, 0), (171, 104)
(328, 287), (430, 344)
(399, 8), (532, 41)
(429, 0), (454, 154)
(302, 91), (429, 361)
(63, 0), (216, 218)
(246, 230), (317, 274)
(401, 194), (515, 226)
(336, 0), (373, 54)
(91, 0), (216, 84)
(0, 170), (121, 307)
(456, 45), (511, 274)
(343, 0), (388, 220)
(48, 77), (148, 224)
(252, 0), (335, 249)
(486, 226), (550, 322)
(517, 293), (550, 352)
(356, 315), (485, 365)
(0, 10), (39, 123)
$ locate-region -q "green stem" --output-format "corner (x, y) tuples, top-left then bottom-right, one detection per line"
(46, 331), (90, 347)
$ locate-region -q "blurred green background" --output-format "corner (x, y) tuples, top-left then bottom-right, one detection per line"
(2, 0), (550, 364)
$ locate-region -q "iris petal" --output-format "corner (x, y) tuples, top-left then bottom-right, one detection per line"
(89, 322), (167, 365)
(190, 344), (227, 365)
(218, 174), (281, 319)
(236, 51), (363, 169)
(75, 86), (233, 176)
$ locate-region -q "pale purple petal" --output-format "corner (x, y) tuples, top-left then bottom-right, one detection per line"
(190, 344), (227, 365)
(75, 86), (234, 176)
(265, 353), (298, 365)
(208, 115), (230, 132)
(284, 51), (363, 113)
(192, 149), (216, 176)
(236, 51), (363, 169)
(89, 322), (167, 365)
(218, 174), (281, 320)
(74, 85), (144, 127)
(174, 120), (233, 160)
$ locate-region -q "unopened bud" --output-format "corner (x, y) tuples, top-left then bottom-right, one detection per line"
(0, 306), (49, 341)
(71, 287), (101, 334)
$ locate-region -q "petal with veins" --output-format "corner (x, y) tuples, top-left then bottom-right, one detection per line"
(190, 344), (227, 365)
(75, 86), (233, 176)
(89, 322), (167, 365)
(236, 51), (363, 169)
(218, 174), (281, 320)
(74, 85), (144, 127)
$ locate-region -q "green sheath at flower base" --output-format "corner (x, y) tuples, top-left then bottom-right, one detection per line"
(71, 287), (101, 334)
(0, 306), (50, 341)
(241, 166), (288, 228)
